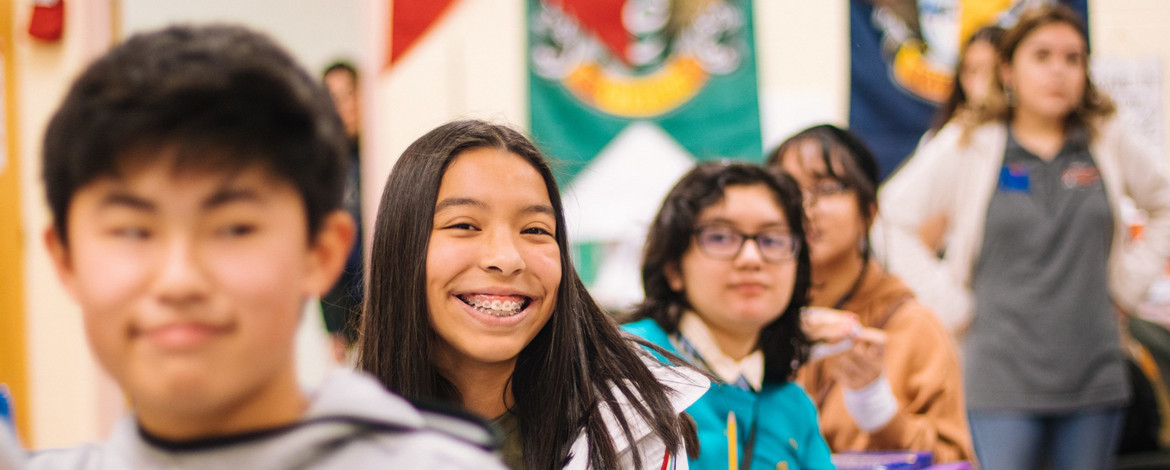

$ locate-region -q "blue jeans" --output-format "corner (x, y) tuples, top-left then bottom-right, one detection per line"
(968, 407), (1124, 470)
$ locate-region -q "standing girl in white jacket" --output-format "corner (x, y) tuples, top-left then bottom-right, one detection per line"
(879, 5), (1170, 470)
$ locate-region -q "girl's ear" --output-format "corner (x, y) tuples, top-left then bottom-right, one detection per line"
(665, 262), (684, 293)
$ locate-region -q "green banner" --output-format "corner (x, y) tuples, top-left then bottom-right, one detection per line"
(528, 0), (763, 306)
(529, 0), (763, 183)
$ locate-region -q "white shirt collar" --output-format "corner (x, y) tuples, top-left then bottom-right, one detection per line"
(677, 312), (764, 391)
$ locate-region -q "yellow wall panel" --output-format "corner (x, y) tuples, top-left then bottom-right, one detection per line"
(0, 0), (29, 445)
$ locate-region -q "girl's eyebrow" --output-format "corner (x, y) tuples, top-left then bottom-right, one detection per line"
(434, 198), (554, 217)
(434, 197), (487, 213)
(698, 217), (787, 230)
(521, 204), (555, 216)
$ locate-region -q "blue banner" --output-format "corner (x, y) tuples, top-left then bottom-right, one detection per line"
(849, 0), (1089, 180)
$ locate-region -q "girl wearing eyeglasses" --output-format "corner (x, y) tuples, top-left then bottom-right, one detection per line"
(624, 162), (834, 470)
(769, 124), (972, 463)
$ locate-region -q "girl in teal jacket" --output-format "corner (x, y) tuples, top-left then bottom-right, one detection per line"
(624, 162), (835, 470)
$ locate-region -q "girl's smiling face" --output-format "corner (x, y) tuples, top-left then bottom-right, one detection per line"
(425, 147), (562, 372)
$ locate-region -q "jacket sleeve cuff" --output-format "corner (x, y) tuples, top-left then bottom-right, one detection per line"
(842, 375), (898, 433)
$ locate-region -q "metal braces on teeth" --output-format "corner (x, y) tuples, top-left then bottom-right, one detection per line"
(459, 295), (529, 317)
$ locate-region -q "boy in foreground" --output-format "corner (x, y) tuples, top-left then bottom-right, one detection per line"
(21, 24), (502, 469)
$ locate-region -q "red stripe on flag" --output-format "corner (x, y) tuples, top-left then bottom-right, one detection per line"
(386, 0), (458, 68)
(546, 0), (629, 64)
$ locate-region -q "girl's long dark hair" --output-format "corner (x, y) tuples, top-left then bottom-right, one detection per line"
(358, 119), (694, 469)
(628, 162), (812, 382)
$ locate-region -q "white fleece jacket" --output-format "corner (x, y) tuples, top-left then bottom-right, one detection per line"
(874, 118), (1170, 333)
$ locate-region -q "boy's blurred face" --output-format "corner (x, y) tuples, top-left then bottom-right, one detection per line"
(45, 152), (352, 439)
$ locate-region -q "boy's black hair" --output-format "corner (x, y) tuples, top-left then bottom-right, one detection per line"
(43, 24), (348, 242)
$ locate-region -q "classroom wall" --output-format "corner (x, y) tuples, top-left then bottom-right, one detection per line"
(120, 0), (362, 77)
(0, 0), (28, 445)
(15, 0), (121, 449)
(367, 0), (850, 196)
(13, 0), (1170, 449)
(1090, 0), (1170, 154)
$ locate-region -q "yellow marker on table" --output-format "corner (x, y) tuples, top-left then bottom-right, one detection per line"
(728, 411), (737, 470)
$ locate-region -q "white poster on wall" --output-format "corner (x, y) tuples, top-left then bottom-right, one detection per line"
(1092, 56), (1164, 157)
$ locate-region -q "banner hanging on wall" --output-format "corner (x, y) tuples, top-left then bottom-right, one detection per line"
(528, 0), (762, 306)
(529, 0), (762, 182)
(848, 0), (1089, 179)
(385, 0), (458, 69)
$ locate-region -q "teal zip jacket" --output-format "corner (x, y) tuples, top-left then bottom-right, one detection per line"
(624, 318), (836, 470)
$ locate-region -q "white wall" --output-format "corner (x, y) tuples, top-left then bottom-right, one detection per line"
(18, 0), (121, 449)
(756, 0), (850, 150)
(1090, 0), (1170, 154)
(121, 0), (362, 75)
(367, 0), (529, 208)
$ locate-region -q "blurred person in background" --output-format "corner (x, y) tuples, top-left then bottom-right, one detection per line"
(771, 124), (972, 464)
(878, 5), (1170, 469)
(929, 26), (1007, 140)
(911, 26), (1007, 255)
(321, 61), (363, 362)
